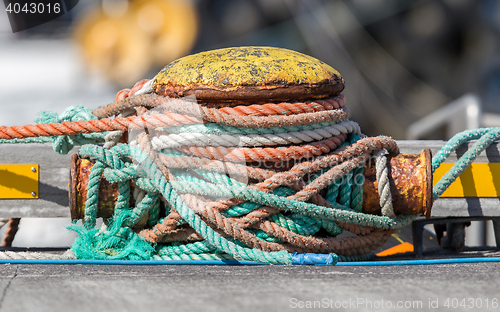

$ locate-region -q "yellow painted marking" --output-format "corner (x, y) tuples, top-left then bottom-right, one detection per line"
(391, 234), (405, 244)
(433, 163), (500, 197)
(0, 164), (39, 199)
(154, 46), (342, 88)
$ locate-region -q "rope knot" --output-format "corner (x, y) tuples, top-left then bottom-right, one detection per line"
(36, 105), (106, 154)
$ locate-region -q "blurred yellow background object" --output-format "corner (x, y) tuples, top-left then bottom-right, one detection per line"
(73, 0), (198, 87)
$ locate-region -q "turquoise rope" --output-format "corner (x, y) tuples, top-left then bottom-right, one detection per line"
(83, 162), (104, 228)
(324, 134), (363, 213)
(153, 253), (236, 261)
(433, 128), (500, 200)
(10, 105), (487, 263)
(431, 128), (495, 172)
(77, 144), (295, 264)
(83, 145), (414, 230)
(128, 145), (295, 264)
(78, 127), (500, 264)
(351, 166), (364, 212)
(166, 180), (416, 229)
(124, 193), (159, 228)
(0, 104), (441, 264)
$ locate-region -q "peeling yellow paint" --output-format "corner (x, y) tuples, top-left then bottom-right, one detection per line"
(153, 46), (342, 88)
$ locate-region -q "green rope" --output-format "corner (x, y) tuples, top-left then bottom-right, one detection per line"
(324, 135), (363, 213)
(351, 166), (364, 212)
(268, 214), (320, 236)
(158, 241), (216, 256)
(83, 145), (413, 230)
(69, 143), (418, 264)
(8, 97), (492, 264)
(433, 128), (500, 200)
(76, 144), (294, 264)
(5, 103), (470, 263)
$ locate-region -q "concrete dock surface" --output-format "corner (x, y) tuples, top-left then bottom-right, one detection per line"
(0, 262), (498, 312)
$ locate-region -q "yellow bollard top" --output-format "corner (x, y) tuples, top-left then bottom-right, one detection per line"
(153, 46), (344, 104)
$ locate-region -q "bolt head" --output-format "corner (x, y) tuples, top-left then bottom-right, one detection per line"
(31, 167), (36, 172)
(31, 192), (36, 197)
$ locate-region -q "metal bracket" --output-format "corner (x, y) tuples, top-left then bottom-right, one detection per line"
(412, 217), (500, 257)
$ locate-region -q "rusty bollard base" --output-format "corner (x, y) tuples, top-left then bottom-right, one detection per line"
(70, 154), (117, 221)
(70, 149), (433, 222)
(362, 149), (432, 218)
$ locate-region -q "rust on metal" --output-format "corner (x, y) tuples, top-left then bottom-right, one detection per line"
(69, 154), (117, 221)
(69, 150), (433, 220)
(362, 149), (432, 217)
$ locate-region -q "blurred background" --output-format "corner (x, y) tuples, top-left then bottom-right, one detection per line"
(0, 0), (499, 248)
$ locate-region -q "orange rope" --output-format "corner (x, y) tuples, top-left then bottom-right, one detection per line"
(93, 94), (346, 119)
(0, 77), (397, 258)
(0, 113), (201, 140)
(218, 94), (346, 116)
(1, 218), (20, 247)
(0, 106), (349, 140)
(104, 80), (397, 258)
(115, 79), (149, 101)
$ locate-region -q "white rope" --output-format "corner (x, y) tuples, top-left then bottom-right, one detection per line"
(103, 108), (134, 149)
(150, 120), (361, 149)
(374, 149), (395, 217)
(103, 130), (125, 149)
(0, 249), (76, 260)
(134, 78), (154, 96)
(133, 187), (146, 208)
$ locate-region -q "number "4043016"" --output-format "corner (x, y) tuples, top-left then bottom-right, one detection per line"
(5, 2), (61, 14)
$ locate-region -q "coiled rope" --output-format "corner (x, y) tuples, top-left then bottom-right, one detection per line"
(5, 79), (487, 265)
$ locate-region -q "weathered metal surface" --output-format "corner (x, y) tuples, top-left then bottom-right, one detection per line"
(362, 149), (432, 217)
(69, 154), (117, 221)
(69, 151), (432, 220)
(398, 140), (500, 217)
(153, 46), (345, 104)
